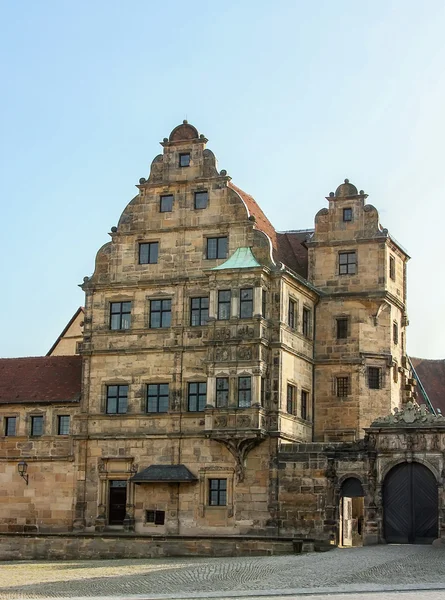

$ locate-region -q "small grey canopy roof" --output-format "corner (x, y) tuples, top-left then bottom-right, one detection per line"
(130, 464), (198, 484)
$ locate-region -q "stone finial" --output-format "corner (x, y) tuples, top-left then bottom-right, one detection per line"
(220, 169), (227, 176)
(163, 137), (168, 143)
(335, 178), (359, 198)
(111, 226), (117, 233)
(83, 276), (89, 283)
(183, 119), (188, 124)
(139, 177), (146, 184)
(329, 192), (335, 197)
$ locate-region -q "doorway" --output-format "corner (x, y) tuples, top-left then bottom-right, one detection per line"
(383, 462), (438, 544)
(339, 478), (364, 547)
(108, 480), (127, 525)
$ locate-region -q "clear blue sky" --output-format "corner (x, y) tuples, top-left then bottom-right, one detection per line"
(1, 0), (443, 359)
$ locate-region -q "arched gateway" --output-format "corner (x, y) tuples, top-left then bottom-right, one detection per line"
(383, 462), (438, 544)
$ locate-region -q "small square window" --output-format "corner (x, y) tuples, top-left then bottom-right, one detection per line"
(194, 191), (208, 209)
(208, 479), (227, 506)
(57, 415), (70, 435)
(110, 301), (131, 330)
(207, 237), (227, 259)
(147, 383), (169, 413)
(343, 208), (352, 222)
(31, 415), (44, 436)
(216, 377), (229, 408)
(188, 382), (207, 412)
(179, 153), (190, 167)
(146, 509), (165, 525)
(4, 417), (16, 437)
(106, 385), (128, 414)
(368, 367), (382, 389)
(336, 318), (348, 339)
(336, 377), (350, 397)
(339, 251), (356, 275)
(389, 256), (396, 281)
(160, 195), (173, 213)
(240, 288), (253, 319)
(139, 242), (159, 265)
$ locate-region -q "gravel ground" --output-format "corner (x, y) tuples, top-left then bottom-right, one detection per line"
(0, 545), (444, 599)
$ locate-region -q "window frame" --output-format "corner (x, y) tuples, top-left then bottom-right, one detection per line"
(301, 390), (309, 420)
(30, 415), (44, 437)
(146, 509), (165, 525)
(343, 207), (353, 222)
(208, 478), (227, 506)
(336, 376), (350, 398)
(216, 377), (229, 408)
(286, 384), (296, 415)
(106, 385), (129, 415)
(368, 367), (382, 390)
(149, 298), (172, 328)
(288, 298), (296, 329)
(389, 255), (396, 281)
(239, 288), (253, 319)
(217, 290), (231, 320)
(188, 382), (207, 412)
(146, 383), (169, 413)
(57, 415), (70, 435)
(393, 322), (398, 345)
(206, 236), (228, 260)
(262, 290), (267, 318)
(194, 190), (208, 210)
(109, 301), (131, 331)
(336, 317), (349, 340)
(302, 307), (311, 338)
(190, 296), (209, 327)
(339, 251), (357, 275)
(4, 416), (16, 437)
(238, 376), (251, 408)
(139, 242), (159, 265)
(160, 194), (173, 213)
(179, 153), (190, 167)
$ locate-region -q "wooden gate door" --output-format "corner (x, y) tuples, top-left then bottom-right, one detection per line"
(383, 462), (438, 544)
(108, 480), (127, 525)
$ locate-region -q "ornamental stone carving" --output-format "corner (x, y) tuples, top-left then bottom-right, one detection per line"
(214, 416), (228, 428)
(215, 348), (230, 361)
(237, 346), (252, 360)
(371, 402), (445, 427)
(215, 328), (231, 341)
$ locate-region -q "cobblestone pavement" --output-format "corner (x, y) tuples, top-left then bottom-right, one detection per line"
(0, 545), (445, 599)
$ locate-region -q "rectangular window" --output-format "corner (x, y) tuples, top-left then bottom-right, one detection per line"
(260, 378), (265, 407)
(194, 191), (208, 209)
(179, 153), (190, 167)
(4, 417), (16, 437)
(188, 382), (207, 412)
(57, 415), (70, 435)
(216, 377), (229, 408)
(106, 385), (128, 414)
(190, 297), (209, 326)
(302, 307), (311, 337)
(160, 195), (173, 213)
(238, 376), (251, 408)
(31, 415), (44, 436)
(218, 290), (231, 320)
(336, 318), (348, 339)
(147, 384), (169, 413)
(146, 510), (165, 525)
(336, 377), (350, 398)
(287, 384), (295, 414)
(110, 301), (131, 330)
(343, 208), (352, 222)
(288, 299), (296, 329)
(207, 237), (227, 259)
(262, 290), (267, 318)
(368, 367), (382, 390)
(393, 322), (398, 345)
(389, 256), (396, 281)
(150, 299), (172, 328)
(240, 288), (253, 318)
(301, 390), (308, 420)
(139, 242), (159, 265)
(339, 251), (356, 275)
(208, 479), (227, 506)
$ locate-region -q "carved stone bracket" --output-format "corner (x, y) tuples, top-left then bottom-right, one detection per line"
(211, 435), (266, 482)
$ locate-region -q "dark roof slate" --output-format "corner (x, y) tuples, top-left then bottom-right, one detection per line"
(411, 357), (445, 416)
(131, 464), (198, 483)
(0, 356), (82, 404)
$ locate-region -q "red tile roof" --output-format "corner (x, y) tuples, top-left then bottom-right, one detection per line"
(411, 357), (445, 415)
(228, 182), (310, 276)
(0, 356), (82, 404)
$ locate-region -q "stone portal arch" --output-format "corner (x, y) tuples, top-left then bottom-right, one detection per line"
(383, 461), (438, 544)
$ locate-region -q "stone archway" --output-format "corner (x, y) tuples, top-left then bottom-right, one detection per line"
(339, 477), (365, 547)
(383, 462), (438, 544)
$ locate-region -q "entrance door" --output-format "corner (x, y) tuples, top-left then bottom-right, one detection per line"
(342, 497), (353, 546)
(383, 462), (438, 544)
(108, 480), (127, 525)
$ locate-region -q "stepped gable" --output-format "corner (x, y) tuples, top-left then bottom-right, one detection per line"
(411, 357), (445, 415)
(0, 356), (82, 404)
(228, 182), (309, 276)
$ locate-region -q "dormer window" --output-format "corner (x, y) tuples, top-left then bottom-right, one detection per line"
(343, 208), (352, 222)
(179, 153), (190, 167)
